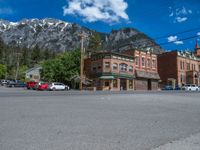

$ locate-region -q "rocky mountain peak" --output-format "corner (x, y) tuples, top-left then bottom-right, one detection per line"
(0, 18), (163, 54)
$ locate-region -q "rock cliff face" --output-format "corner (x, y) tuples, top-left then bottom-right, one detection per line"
(0, 18), (163, 54)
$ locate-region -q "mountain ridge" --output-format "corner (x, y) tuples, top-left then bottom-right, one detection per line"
(0, 18), (163, 54)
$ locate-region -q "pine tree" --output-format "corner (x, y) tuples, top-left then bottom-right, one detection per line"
(88, 32), (102, 52)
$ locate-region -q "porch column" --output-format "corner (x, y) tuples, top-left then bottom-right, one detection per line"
(126, 79), (129, 91)
(110, 80), (113, 91)
(132, 79), (135, 91)
(117, 78), (120, 91)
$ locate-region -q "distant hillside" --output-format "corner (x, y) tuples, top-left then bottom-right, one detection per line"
(0, 18), (163, 54)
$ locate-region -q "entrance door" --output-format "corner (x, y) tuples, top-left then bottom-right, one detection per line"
(148, 79), (152, 90)
(120, 79), (127, 90)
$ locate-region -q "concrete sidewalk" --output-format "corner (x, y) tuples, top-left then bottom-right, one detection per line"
(152, 132), (200, 150)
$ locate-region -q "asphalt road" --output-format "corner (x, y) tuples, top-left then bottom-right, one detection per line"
(1, 87), (200, 150)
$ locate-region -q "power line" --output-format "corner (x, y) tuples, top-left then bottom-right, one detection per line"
(140, 34), (199, 50)
(154, 27), (200, 40)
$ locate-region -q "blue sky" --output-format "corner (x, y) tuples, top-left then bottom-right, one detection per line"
(0, 0), (200, 51)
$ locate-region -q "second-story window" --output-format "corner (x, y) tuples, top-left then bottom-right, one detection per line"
(142, 57), (145, 67)
(180, 61), (182, 70)
(135, 56), (140, 66)
(152, 60), (156, 68)
(112, 63), (118, 70)
(187, 63), (190, 70)
(120, 63), (128, 71)
(147, 59), (151, 68)
(105, 62), (110, 68)
(129, 66), (133, 72)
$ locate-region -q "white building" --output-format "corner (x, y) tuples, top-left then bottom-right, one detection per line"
(25, 66), (42, 82)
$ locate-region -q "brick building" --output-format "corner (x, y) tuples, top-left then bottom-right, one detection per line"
(84, 52), (135, 91)
(158, 41), (200, 87)
(123, 49), (160, 90)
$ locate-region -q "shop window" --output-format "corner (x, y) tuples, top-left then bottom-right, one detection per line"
(113, 79), (118, 88)
(105, 81), (109, 86)
(129, 80), (133, 89)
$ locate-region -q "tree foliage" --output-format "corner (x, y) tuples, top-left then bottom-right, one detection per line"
(0, 64), (7, 79)
(41, 49), (80, 83)
(88, 32), (102, 52)
(0, 38), (57, 80)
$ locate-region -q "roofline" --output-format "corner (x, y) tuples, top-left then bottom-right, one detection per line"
(91, 51), (135, 59)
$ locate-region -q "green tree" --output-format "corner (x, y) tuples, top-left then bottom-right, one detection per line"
(88, 32), (102, 52)
(18, 65), (28, 81)
(0, 64), (7, 79)
(31, 45), (42, 64)
(41, 49), (80, 83)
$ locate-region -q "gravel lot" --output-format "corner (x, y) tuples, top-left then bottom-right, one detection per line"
(1, 87), (200, 150)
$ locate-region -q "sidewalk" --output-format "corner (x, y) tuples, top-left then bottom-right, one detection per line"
(152, 132), (200, 150)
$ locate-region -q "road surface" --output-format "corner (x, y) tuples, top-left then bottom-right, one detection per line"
(0, 87), (200, 150)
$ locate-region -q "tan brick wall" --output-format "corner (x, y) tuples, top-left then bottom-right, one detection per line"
(151, 80), (158, 90)
(135, 79), (148, 90)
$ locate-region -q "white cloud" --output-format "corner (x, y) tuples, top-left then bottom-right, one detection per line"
(0, 7), (13, 15)
(174, 41), (183, 45)
(197, 32), (200, 36)
(168, 36), (178, 42)
(63, 0), (129, 23)
(175, 17), (187, 23)
(169, 6), (192, 23)
(167, 36), (183, 45)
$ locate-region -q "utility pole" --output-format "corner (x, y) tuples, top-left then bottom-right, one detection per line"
(15, 41), (21, 80)
(79, 33), (85, 91)
(15, 52), (20, 80)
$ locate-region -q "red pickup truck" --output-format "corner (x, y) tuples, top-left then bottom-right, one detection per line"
(27, 81), (38, 90)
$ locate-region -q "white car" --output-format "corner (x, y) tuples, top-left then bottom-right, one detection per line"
(49, 82), (70, 91)
(183, 84), (199, 91)
(1, 80), (8, 86)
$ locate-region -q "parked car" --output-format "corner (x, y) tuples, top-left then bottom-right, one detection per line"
(49, 82), (70, 91)
(1, 79), (8, 86)
(35, 82), (49, 91)
(183, 84), (199, 91)
(27, 81), (38, 90)
(162, 85), (173, 90)
(7, 80), (26, 88)
(174, 85), (181, 90)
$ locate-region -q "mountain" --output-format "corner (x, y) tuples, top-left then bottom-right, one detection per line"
(0, 18), (163, 54)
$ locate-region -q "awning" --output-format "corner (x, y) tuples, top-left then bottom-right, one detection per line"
(99, 76), (115, 79)
(136, 70), (160, 80)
